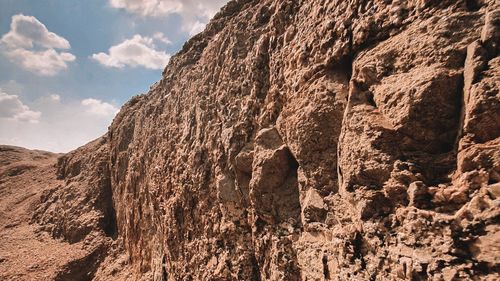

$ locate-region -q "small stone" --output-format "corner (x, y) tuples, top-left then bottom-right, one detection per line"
(234, 149), (254, 174)
(487, 182), (500, 199)
(443, 268), (458, 281)
(302, 188), (327, 223)
(408, 181), (429, 208)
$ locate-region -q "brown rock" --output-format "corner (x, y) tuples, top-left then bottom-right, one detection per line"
(2, 0), (500, 280)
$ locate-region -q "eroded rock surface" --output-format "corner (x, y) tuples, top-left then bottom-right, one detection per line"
(0, 145), (117, 281)
(2, 0), (499, 280)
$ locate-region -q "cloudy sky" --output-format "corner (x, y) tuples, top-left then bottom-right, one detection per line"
(0, 0), (228, 152)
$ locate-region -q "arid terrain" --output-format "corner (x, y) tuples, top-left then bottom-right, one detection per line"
(1, 0), (499, 280)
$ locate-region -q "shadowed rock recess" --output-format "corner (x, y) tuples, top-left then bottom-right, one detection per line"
(1, 0), (500, 280)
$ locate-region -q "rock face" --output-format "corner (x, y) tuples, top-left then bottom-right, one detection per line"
(0, 145), (116, 281)
(2, 0), (500, 280)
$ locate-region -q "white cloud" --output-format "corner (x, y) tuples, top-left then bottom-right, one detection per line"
(0, 90), (120, 153)
(109, 0), (228, 35)
(0, 14), (75, 76)
(0, 91), (41, 123)
(81, 98), (119, 116)
(153, 32), (172, 45)
(49, 94), (61, 102)
(0, 80), (23, 96)
(1, 14), (70, 49)
(5, 48), (75, 76)
(110, 0), (183, 17)
(91, 34), (171, 69)
(188, 21), (207, 36)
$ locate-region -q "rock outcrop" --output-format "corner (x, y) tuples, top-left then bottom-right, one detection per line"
(1, 0), (499, 280)
(0, 145), (116, 281)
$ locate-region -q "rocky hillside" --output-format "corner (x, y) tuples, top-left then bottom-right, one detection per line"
(1, 0), (499, 280)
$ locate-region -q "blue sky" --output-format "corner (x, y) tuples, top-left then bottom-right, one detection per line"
(0, 0), (228, 152)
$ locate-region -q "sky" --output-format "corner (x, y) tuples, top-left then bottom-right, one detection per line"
(0, 0), (228, 152)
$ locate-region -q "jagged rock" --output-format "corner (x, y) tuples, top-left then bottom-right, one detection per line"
(301, 188), (327, 223)
(408, 181), (430, 208)
(488, 182), (500, 198)
(1, 0), (500, 280)
(481, 9), (500, 54)
(33, 137), (116, 243)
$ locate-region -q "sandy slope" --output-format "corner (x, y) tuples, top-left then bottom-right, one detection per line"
(0, 146), (86, 280)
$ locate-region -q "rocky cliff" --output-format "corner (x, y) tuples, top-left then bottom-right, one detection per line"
(1, 0), (499, 280)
